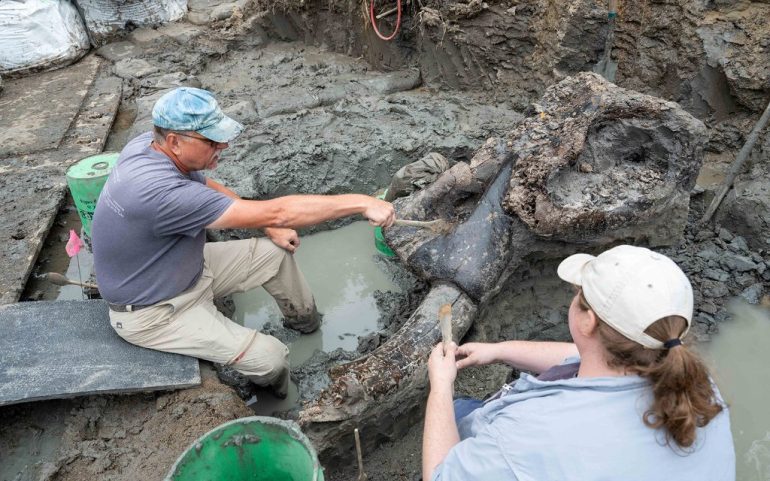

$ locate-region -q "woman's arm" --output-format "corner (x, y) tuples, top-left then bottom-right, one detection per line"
(456, 341), (578, 374)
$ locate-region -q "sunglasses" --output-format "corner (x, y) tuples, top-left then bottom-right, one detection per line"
(174, 132), (221, 148)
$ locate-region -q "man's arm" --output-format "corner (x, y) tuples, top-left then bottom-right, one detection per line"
(206, 178), (240, 200)
(456, 341), (578, 374)
(205, 178), (301, 252)
(207, 194), (395, 229)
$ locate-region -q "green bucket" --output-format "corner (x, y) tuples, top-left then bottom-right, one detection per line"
(165, 417), (324, 481)
(374, 189), (395, 257)
(66, 152), (118, 237)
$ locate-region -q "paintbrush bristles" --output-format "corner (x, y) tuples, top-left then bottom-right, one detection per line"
(439, 303), (452, 352)
(393, 218), (453, 234)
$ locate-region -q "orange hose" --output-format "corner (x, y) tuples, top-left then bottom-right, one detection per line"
(370, 0), (401, 41)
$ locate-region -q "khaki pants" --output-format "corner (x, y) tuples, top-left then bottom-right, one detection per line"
(109, 238), (318, 394)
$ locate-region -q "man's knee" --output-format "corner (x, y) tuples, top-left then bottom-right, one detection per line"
(231, 334), (289, 386)
(281, 303), (321, 333)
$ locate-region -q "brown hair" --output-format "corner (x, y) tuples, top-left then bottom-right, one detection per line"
(577, 291), (723, 449)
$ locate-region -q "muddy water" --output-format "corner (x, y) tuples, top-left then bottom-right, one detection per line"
(701, 302), (770, 481)
(232, 221), (401, 413)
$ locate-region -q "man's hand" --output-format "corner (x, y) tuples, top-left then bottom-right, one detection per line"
(364, 197), (396, 228)
(264, 227), (300, 253)
(428, 342), (458, 391)
(455, 342), (500, 370)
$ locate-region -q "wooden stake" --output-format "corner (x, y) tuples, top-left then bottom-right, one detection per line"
(354, 428), (368, 480)
(376, 6), (398, 19)
(701, 98), (770, 224)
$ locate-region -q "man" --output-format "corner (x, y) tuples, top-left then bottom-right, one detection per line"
(92, 87), (395, 397)
(423, 245), (734, 480)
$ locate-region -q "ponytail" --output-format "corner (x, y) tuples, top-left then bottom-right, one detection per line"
(578, 291), (723, 448)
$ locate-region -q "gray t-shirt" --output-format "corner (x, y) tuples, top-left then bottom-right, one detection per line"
(92, 132), (233, 305)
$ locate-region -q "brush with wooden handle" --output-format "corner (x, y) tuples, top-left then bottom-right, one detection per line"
(44, 272), (98, 289)
(393, 218), (453, 234)
(439, 303), (453, 354)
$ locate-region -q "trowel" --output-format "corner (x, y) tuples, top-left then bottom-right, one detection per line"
(593, 0), (619, 82)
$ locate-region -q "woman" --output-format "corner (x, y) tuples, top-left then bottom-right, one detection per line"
(423, 245), (735, 480)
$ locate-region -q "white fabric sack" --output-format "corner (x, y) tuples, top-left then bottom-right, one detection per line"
(0, 0), (90, 75)
(75, 0), (187, 46)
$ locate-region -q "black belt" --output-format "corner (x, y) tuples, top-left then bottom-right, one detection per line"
(108, 303), (153, 312)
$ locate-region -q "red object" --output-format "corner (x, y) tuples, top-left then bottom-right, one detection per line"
(370, 0), (401, 41)
(65, 229), (83, 257)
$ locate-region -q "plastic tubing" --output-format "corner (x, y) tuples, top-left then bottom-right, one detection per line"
(370, 0), (401, 41)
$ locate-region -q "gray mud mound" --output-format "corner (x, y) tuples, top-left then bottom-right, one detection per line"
(193, 43), (523, 202)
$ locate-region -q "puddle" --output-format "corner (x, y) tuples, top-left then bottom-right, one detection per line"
(21, 195), (95, 303)
(700, 301), (770, 481)
(232, 221), (402, 413)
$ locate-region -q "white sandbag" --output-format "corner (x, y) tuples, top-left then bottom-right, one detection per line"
(0, 0), (90, 75)
(75, 0), (188, 46)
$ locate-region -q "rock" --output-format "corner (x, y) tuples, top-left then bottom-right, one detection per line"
(142, 72), (202, 91)
(700, 302), (718, 315)
(187, 0), (249, 25)
(716, 178), (770, 251)
(357, 332), (382, 353)
(696, 248), (720, 261)
(736, 273), (757, 288)
(740, 283), (764, 305)
(703, 268), (730, 282)
(129, 23), (205, 46)
(719, 251), (758, 272)
(96, 41), (143, 62)
(223, 100), (259, 124)
(694, 229), (714, 242)
(113, 59), (160, 80)
(717, 227), (733, 242)
(729, 236), (749, 253)
(702, 280), (729, 298)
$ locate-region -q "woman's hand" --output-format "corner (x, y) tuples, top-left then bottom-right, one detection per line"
(428, 342), (458, 391)
(264, 227), (300, 253)
(455, 342), (500, 370)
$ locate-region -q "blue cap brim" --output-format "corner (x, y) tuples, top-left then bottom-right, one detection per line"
(197, 114), (244, 143)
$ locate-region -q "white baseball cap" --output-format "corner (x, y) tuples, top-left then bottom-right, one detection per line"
(557, 245), (693, 349)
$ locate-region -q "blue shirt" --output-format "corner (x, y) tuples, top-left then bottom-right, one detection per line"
(92, 132), (233, 305)
(434, 359), (735, 481)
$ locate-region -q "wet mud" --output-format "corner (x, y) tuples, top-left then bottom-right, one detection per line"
(1, 0), (769, 479)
